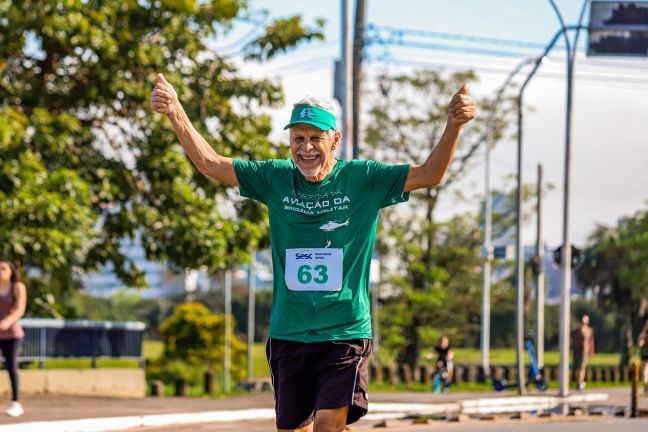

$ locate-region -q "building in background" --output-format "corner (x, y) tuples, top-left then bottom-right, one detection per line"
(82, 236), (273, 298)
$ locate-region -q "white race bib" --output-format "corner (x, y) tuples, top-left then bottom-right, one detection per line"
(285, 248), (343, 291)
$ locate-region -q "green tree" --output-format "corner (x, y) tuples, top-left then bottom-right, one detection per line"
(578, 209), (648, 366)
(196, 287), (272, 342)
(160, 302), (246, 379)
(0, 1), (324, 308)
(363, 70), (515, 368)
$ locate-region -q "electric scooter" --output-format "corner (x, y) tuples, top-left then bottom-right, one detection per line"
(492, 332), (548, 392)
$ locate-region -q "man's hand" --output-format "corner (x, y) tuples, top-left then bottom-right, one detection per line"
(150, 73), (179, 116)
(448, 83), (476, 127)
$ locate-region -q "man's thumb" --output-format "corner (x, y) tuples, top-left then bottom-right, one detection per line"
(157, 73), (168, 84)
(456, 83), (469, 95)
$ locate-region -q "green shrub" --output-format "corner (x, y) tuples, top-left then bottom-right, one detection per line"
(159, 302), (247, 381)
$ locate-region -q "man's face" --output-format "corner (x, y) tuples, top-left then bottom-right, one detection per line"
(289, 124), (339, 179)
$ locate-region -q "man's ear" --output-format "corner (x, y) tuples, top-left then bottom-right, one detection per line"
(332, 131), (341, 150)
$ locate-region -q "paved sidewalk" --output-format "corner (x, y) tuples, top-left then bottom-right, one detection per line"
(0, 394), (274, 425)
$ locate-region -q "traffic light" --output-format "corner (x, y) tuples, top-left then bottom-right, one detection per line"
(552, 245), (583, 269)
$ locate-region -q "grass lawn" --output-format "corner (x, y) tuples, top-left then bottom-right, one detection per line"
(247, 344), (627, 378)
(145, 340), (273, 377)
(33, 339), (631, 397)
(22, 339), (164, 370)
(251, 342), (270, 377)
(450, 347), (623, 366)
(26, 339), (632, 387)
(368, 379), (632, 393)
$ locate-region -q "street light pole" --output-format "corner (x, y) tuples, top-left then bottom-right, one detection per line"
(535, 164), (545, 369)
(515, 24), (572, 396)
(547, 0), (590, 398)
(482, 58), (534, 377)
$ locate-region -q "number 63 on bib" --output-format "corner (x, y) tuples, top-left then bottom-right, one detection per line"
(285, 248), (343, 292)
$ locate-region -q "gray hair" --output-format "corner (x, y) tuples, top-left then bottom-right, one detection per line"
(292, 95), (337, 137)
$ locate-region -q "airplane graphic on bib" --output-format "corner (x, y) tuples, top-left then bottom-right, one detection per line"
(319, 219), (350, 232)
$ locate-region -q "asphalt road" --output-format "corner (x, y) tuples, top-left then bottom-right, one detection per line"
(123, 416), (648, 432)
(1, 387), (645, 431)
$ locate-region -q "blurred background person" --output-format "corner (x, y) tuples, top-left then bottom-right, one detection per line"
(0, 260), (27, 417)
(638, 320), (648, 394)
(426, 335), (454, 393)
(571, 315), (595, 391)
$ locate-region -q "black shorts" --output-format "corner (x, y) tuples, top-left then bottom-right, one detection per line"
(573, 352), (588, 370)
(266, 337), (372, 429)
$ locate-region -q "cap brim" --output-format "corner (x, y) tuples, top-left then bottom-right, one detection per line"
(283, 120), (331, 131)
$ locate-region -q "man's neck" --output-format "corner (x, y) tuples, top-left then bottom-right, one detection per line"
(305, 158), (337, 182)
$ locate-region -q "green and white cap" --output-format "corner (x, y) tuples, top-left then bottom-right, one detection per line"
(283, 105), (337, 131)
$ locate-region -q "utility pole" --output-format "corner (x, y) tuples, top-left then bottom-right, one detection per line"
(339, 0), (354, 160)
(224, 270), (232, 393)
(352, 0), (367, 159)
(247, 252), (256, 380)
(535, 164), (545, 369)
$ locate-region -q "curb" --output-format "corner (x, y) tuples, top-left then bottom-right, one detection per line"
(462, 393), (610, 414)
(0, 393), (610, 432)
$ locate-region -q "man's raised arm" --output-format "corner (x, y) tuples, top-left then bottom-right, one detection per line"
(150, 73), (239, 186)
(404, 83), (476, 192)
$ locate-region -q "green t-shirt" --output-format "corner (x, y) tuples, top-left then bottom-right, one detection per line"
(234, 157), (410, 342)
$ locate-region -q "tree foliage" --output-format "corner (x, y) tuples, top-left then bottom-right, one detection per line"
(363, 70), (515, 367)
(578, 208), (648, 365)
(0, 1), (324, 305)
(160, 302), (246, 378)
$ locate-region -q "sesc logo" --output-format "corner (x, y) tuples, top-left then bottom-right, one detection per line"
(295, 250), (313, 260)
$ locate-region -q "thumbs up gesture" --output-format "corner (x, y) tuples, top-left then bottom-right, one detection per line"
(448, 83), (476, 127)
(150, 73), (179, 116)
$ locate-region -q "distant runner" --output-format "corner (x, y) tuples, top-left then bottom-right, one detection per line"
(150, 74), (476, 431)
(427, 335), (454, 393)
(571, 315), (595, 391)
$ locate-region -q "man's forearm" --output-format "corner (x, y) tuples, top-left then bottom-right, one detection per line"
(167, 104), (221, 174)
(422, 121), (462, 186)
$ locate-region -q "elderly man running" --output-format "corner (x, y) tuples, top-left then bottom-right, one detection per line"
(150, 74), (476, 432)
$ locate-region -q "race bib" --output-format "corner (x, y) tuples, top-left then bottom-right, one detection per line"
(285, 248), (343, 291)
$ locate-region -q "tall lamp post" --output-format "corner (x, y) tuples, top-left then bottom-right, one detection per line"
(482, 58), (535, 378)
(548, 0), (589, 398)
(512, 0), (589, 396)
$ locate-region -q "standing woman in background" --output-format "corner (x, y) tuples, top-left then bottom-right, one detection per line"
(0, 261), (26, 417)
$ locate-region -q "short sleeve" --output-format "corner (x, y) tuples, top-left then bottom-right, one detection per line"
(367, 161), (411, 208)
(233, 159), (273, 204)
